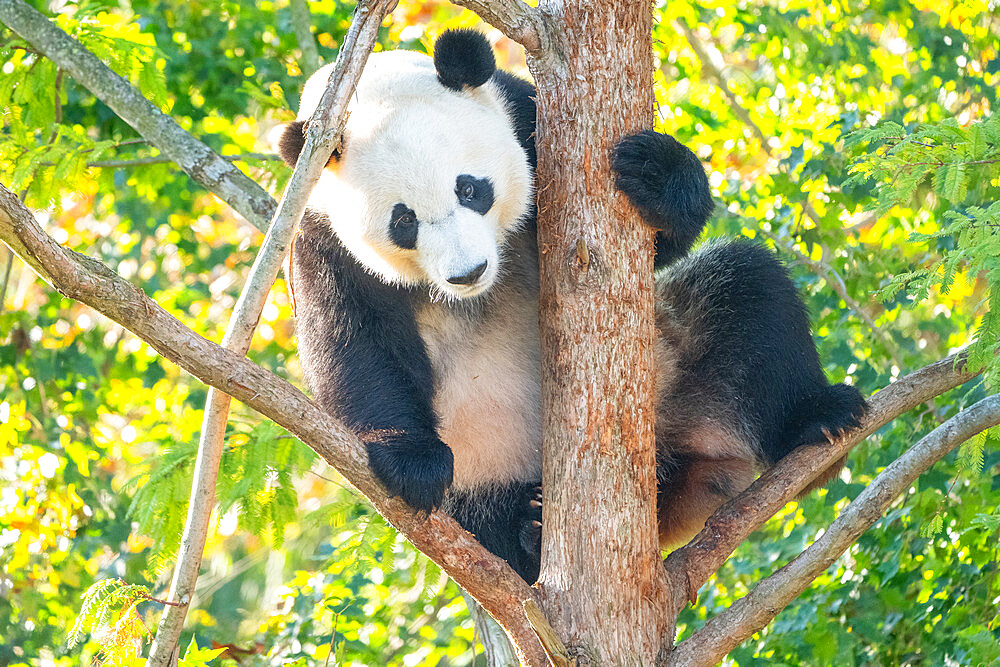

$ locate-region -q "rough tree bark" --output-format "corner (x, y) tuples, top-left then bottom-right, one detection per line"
(528, 2), (671, 663)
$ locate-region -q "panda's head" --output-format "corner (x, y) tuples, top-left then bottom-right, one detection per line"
(279, 29), (532, 299)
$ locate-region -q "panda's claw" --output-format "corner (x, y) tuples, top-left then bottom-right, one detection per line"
(365, 439), (454, 512)
(518, 484), (543, 558)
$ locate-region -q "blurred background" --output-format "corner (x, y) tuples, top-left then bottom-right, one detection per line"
(1, 0), (998, 664)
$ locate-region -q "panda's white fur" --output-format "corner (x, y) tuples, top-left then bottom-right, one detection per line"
(297, 52), (531, 299)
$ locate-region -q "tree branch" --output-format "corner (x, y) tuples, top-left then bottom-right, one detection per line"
(85, 153), (280, 169)
(146, 1), (402, 662)
(667, 393), (1000, 666)
(664, 352), (979, 612)
(449, 0), (547, 55)
(289, 0), (321, 75)
(0, 183), (549, 666)
(0, 0), (277, 231)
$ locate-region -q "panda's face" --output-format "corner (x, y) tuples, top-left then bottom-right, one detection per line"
(296, 50), (531, 299)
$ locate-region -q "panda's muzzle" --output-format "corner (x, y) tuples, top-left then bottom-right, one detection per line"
(447, 261), (488, 286)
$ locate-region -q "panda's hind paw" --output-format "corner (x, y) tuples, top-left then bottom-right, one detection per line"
(518, 485), (543, 557)
(366, 439), (454, 512)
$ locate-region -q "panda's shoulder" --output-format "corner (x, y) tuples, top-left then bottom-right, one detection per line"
(294, 209), (420, 305)
(489, 70), (537, 165)
(294, 211), (368, 289)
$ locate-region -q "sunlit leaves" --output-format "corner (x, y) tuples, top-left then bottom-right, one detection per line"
(849, 114), (1000, 385)
(126, 420), (317, 572)
(68, 579), (153, 663)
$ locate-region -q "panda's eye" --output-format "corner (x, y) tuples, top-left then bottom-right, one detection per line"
(389, 203), (418, 250)
(455, 175), (494, 214)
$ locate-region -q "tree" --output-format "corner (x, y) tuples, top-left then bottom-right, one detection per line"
(1, 0), (998, 665)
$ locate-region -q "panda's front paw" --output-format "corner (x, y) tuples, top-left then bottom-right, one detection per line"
(612, 130), (714, 236)
(366, 439), (454, 512)
(518, 485), (543, 558)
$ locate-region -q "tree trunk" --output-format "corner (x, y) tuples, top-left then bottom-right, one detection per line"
(529, 2), (672, 662)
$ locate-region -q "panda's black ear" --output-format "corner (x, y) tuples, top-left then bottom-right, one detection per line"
(278, 120), (344, 168)
(278, 121), (307, 167)
(433, 29), (496, 91)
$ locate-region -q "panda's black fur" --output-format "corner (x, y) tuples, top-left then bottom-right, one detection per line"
(280, 29), (867, 584)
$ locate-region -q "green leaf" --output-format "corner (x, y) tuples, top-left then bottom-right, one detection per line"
(919, 513), (944, 538)
(957, 430), (987, 475)
(179, 638), (226, 666)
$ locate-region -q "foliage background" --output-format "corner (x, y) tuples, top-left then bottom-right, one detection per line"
(1, 0), (997, 664)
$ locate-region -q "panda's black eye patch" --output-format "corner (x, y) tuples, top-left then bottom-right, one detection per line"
(455, 175), (494, 215)
(389, 203), (418, 249)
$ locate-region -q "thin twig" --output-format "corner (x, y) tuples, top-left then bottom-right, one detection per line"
(139, 592), (184, 608)
(667, 394), (1000, 666)
(758, 227), (905, 370)
(0, 0), (277, 231)
(46, 67), (63, 145)
(4, 43), (38, 54)
(674, 19), (833, 235)
(0, 246), (13, 313)
(289, 0), (321, 75)
(674, 18), (767, 149)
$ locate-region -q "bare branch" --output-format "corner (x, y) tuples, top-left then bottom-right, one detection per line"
(0, 183), (548, 666)
(449, 0), (547, 55)
(668, 394), (1000, 666)
(289, 0), (321, 75)
(86, 153), (280, 169)
(664, 353), (979, 611)
(0, 0), (277, 231)
(147, 1), (401, 661)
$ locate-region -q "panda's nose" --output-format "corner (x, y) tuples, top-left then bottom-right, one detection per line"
(447, 261), (488, 285)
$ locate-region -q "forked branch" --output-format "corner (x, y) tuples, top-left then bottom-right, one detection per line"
(668, 393), (1000, 666)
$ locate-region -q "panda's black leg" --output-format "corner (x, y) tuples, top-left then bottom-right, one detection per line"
(446, 482), (542, 584)
(612, 130), (714, 269)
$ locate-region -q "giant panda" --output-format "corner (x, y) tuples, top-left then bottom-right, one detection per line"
(277, 29), (867, 584)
